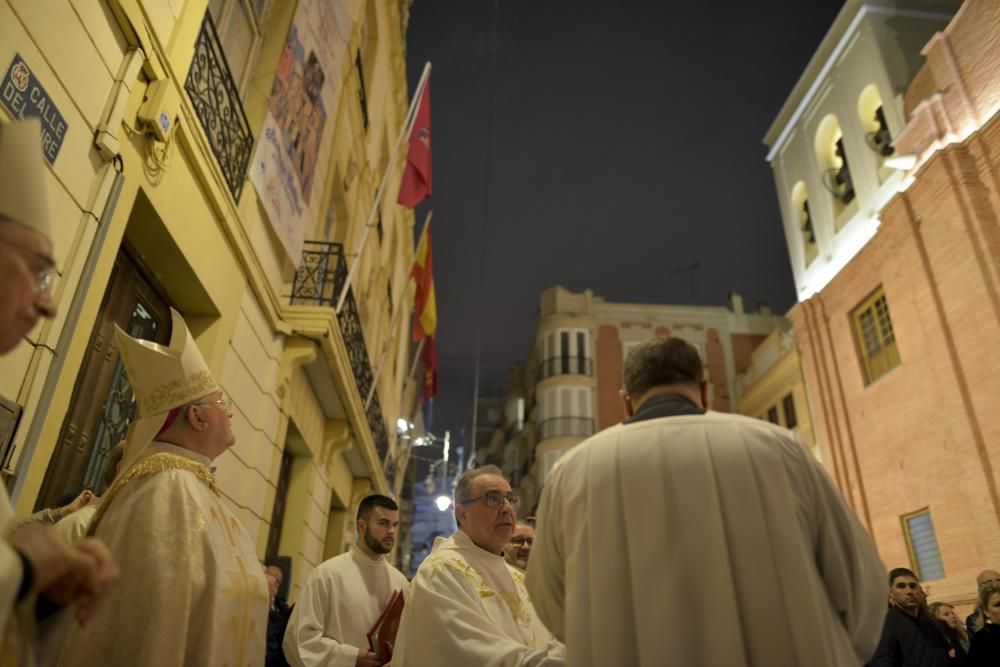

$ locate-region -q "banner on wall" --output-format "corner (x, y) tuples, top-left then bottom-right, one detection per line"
(250, 0), (357, 265)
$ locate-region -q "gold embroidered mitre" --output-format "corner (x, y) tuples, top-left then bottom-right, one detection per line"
(115, 308), (220, 466)
(0, 118), (52, 241)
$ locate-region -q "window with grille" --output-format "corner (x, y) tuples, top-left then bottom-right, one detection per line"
(902, 509), (945, 581)
(782, 393), (797, 429)
(852, 287), (900, 384)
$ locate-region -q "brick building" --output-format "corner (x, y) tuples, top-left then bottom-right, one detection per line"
(485, 286), (785, 513)
(764, 0), (999, 609)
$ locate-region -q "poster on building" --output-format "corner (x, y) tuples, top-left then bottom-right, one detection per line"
(250, 0), (356, 265)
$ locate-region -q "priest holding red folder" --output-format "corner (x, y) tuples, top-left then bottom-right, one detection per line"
(283, 495), (408, 667)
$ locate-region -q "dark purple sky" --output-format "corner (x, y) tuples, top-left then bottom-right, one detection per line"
(403, 1), (845, 454)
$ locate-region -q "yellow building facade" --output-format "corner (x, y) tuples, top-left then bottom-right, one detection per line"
(0, 0), (420, 600)
(733, 327), (818, 460)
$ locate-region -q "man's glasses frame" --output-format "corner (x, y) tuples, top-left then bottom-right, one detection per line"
(0, 237), (57, 292)
(458, 490), (521, 509)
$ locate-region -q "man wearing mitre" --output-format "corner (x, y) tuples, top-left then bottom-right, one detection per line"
(56, 308), (268, 667)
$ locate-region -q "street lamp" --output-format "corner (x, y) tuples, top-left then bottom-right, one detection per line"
(411, 430), (452, 512)
(394, 421), (453, 513)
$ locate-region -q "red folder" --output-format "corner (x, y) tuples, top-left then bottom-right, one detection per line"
(367, 589), (405, 661)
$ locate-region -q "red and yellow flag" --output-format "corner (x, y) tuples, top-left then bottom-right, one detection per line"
(411, 222), (436, 341)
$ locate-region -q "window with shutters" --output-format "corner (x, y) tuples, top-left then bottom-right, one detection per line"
(852, 287), (900, 384)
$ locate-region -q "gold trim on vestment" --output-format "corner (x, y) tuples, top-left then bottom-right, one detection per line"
(87, 453), (218, 536)
(424, 554), (533, 625)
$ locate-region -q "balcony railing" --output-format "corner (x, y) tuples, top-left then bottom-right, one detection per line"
(537, 356), (593, 380)
(290, 241), (389, 460)
(539, 417), (595, 440)
(185, 10), (254, 202)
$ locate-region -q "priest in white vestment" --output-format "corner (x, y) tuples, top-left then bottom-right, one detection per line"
(283, 494), (409, 667)
(392, 465), (564, 666)
(0, 119), (117, 666)
(55, 309), (269, 667)
(527, 336), (887, 667)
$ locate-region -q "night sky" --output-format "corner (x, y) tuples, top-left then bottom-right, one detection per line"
(403, 1), (845, 459)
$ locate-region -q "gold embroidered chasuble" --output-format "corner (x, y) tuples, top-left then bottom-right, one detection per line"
(392, 530), (564, 666)
(55, 442), (268, 667)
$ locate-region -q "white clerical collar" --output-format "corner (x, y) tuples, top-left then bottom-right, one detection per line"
(148, 440), (214, 470)
(454, 528), (505, 561)
(350, 543), (386, 565)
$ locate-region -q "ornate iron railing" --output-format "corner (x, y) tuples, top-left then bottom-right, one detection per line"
(185, 11), (254, 202)
(536, 356), (593, 380)
(290, 242), (389, 460)
(538, 417), (595, 440)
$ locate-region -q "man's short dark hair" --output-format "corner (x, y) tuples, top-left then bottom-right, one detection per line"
(888, 567), (918, 585)
(624, 337), (704, 398)
(357, 494), (398, 522)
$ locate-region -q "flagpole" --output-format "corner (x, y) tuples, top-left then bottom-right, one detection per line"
(365, 211), (432, 410)
(335, 62), (431, 315)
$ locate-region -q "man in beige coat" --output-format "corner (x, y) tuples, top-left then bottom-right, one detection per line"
(527, 336), (887, 666)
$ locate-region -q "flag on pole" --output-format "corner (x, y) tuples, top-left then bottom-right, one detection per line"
(397, 82), (432, 208)
(410, 222), (436, 341)
(410, 220), (438, 428)
(421, 337), (438, 402)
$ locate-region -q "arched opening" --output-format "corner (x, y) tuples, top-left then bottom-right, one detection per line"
(791, 181), (817, 266)
(814, 114), (855, 214)
(857, 84), (894, 181)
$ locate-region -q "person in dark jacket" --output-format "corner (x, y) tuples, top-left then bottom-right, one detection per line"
(968, 582), (1000, 665)
(870, 568), (955, 666)
(265, 557), (293, 667)
(966, 570), (1000, 637)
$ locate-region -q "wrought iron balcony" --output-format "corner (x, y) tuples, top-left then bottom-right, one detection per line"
(538, 417), (595, 440)
(290, 241), (389, 460)
(185, 10), (254, 202)
(537, 356), (593, 380)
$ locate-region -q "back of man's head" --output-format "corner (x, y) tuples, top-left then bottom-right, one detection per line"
(976, 569), (1000, 588)
(624, 337), (704, 400)
(357, 494), (398, 522)
(889, 567), (918, 586)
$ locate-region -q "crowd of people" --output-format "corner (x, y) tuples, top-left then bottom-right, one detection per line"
(1, 117), (998, 666)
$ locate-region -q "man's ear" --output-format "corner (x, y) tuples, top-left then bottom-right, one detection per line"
(356, 518), (365, 537)
(185, 405), (205, 431)
(619, 390), (634, 418)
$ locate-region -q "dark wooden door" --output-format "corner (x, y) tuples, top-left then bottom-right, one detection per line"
(35, 247), (172, 509)
(265, 449), (294, 559)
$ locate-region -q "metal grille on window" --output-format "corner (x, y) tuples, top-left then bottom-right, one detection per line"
(185, 10), (255, 202)
(905, 511), (945, 580)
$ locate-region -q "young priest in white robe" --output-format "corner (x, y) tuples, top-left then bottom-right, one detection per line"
(526, 336), (887, 667)
(392, 466), (564, 666)
(283, 494), (408, 667)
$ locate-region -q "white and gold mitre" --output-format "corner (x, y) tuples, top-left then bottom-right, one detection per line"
(0, 118), (51, 240)
(115, 308), (219, 417)
(115, 308), (220, 466)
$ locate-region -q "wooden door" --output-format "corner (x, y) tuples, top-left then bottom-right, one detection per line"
(35, 247), (171, 509)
